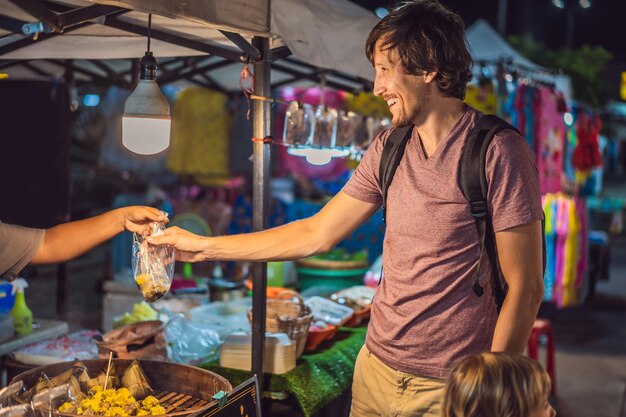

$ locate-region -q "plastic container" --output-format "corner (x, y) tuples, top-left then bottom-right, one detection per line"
(297, 267), (368, 292)
(10, 279), (32, 336)
(305, 324), (338, 351)
(189, 299), (251, 338)
(0, 314), (14, 342)
(304, 296), (354, 326)
(0, 281), (16, 314)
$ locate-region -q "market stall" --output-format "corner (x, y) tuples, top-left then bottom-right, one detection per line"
(0, 0), (380, 402)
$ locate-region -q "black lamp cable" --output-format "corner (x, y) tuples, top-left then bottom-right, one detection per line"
(147, 14), (151, 53)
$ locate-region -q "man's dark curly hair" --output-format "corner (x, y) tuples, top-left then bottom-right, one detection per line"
(366, 0), (473, 100)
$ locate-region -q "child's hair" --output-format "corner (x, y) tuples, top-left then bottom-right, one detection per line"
(442, 352), (552, 417)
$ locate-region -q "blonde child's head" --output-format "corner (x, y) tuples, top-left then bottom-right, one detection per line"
(442, 352), (555, 417)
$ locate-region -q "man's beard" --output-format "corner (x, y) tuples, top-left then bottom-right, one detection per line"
(391, 106), (418, 127)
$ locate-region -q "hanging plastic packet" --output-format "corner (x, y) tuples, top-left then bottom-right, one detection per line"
(312, 105), (338, 148)
(132, 221), (175, 303)
(336, 111), (362, 148)
(282, 101), (315, 146)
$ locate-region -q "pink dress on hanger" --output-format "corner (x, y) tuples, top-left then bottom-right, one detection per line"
(534, 88), (565, 194)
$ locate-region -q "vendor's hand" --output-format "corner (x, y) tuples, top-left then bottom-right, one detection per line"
(146, 226), (208, 262)
(122, 206), (168, 234)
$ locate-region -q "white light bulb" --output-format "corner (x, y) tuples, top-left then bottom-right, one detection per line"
(123, 78), (171, 155)
(122, 116), (171, 154)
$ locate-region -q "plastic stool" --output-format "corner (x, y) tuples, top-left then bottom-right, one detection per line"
(528, 318), (556, 396)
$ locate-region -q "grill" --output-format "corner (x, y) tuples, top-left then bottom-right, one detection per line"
(153, 391), (210, 414)
(11, 359), (231, 417)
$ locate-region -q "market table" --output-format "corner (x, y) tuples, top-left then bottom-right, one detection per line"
(202, 326), (366, 417)
(0, 318), (69, 385)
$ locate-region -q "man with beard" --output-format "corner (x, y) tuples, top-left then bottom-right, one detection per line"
(147, 1), (544, 415)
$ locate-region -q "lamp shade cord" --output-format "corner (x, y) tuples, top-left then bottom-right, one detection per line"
(147, 14), (151, 53)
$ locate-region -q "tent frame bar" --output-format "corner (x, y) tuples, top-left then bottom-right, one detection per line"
(102, 16), (247, 63)
(219, 30), (261, 62)
(9, 0), (62, 32)
(0, 20), (94, 56)
(0, 14), (29, 33)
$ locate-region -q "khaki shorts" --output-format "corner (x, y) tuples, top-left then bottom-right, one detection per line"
(350, 346), (446, 417)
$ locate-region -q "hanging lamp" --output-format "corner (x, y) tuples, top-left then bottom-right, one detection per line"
(122, 14), (171, 155)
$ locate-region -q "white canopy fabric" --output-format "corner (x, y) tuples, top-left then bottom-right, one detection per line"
(466, 19), (548, 74)
(271, 0), (377, 81)
(0, 0), (377, 81)
(466, 19), (573, 98)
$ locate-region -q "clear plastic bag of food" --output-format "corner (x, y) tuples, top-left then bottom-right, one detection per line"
(312, 105), (338, 148)
(132, 222), (175, 303)
(336, 111), (362, 148)
(282, 101), (315, 146)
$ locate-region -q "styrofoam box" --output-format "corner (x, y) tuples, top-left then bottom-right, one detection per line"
(304, 296), (354, 326)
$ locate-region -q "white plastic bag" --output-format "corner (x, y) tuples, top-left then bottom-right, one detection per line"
(163, 313), (222, 365)
(132, 222), (175, 302)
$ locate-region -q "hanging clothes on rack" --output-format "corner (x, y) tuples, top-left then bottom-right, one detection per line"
(542, 194), (557, 302)
(167, 88), (231, 180)
(534, 87), (566, 194)
(464, 82), (498, 114)
(543, 193), (588, 308)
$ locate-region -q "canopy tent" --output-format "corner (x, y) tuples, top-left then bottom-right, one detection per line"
(0, 0), (377, 88)
(466, 19), (572, 99)
(0, 0), (380, 390)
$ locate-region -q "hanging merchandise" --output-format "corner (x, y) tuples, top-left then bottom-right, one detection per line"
(346, 93), (391, 153)
(572, 109), (603, 194)
(336, 111), (363, 148)
(542, 193), (588, 308)
(534, 88), (566, 194)
(464, 82), (498, 115)
(344, 92), (390, 119)
(512, 83), (537, 149)
(573, 111), (603, 172)
(167, 88), (231, 181)
(355, 116), (391, 154)
(282, 101), (315, 147)
(542, 194), (557, 302)
(312, 106), (338, 148)
(275, 88), (349, 180)
(575, 198), (588, 296)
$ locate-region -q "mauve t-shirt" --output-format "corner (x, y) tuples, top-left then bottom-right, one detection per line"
(342, 106), (543, 379)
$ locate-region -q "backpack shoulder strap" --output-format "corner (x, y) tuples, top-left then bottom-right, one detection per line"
(379, 125), (414, 222)
(460, 114), (519, 211)
(460, 114), (520, 310)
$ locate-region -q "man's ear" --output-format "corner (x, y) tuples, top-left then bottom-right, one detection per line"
(423, 71), (437, 84)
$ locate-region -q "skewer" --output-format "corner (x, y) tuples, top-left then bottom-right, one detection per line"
(103, 352), (113, 390)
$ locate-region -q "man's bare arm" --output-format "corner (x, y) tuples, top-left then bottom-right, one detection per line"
(147, 192), (380, 263)
(31, 206), (166, 264)
(491, 220), (544, 352)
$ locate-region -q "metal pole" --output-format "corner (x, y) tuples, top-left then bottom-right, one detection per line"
(250, 36), (271, 394)
(497, 0), (509, 36)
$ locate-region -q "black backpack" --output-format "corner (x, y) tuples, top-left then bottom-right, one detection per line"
(378, 114), (544, 311)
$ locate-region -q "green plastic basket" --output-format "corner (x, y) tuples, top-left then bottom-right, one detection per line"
(297, 267), (368, 292)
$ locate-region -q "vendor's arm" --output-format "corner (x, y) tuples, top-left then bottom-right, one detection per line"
(147, 192), (379, 263)
(30, 206), (166, 264)
(490, 220), (544, 353)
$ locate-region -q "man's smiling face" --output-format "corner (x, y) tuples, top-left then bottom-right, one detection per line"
(372, 40), (432, 127)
